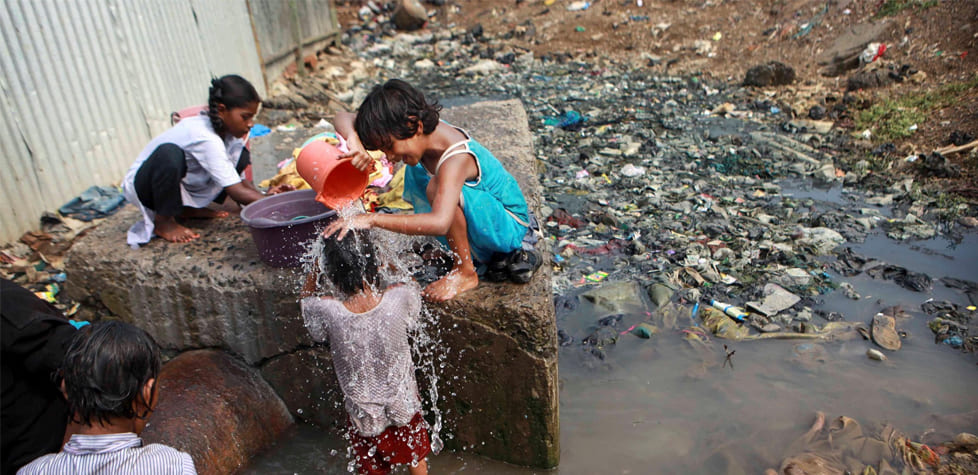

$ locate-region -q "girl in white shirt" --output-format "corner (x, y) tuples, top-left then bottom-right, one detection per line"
(121, 75), (292, 246)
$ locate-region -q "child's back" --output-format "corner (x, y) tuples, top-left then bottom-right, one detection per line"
(19, 437), (195, 475)
(302, 282), (422, 436)
(300, 231), (430, 475)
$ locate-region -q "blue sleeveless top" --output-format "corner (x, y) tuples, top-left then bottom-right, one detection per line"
(402, 127), (529, 263)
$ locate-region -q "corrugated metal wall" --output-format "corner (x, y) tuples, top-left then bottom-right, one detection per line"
(0, 0), (338, 244)
(249, 0), (339, 82)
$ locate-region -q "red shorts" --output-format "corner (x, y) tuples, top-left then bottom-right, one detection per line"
(349, 412), (431, 475)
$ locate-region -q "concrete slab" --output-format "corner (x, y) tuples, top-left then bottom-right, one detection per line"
(65, 99), (559, 468)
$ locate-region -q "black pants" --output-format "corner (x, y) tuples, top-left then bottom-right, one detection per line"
(133, 143), (250, 216)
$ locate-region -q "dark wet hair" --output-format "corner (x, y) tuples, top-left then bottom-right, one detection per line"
(354, 79), (442, 151)
(319, 230), (380, 295)
(208, 74), (261, 134)
(61, 321), (162, 427)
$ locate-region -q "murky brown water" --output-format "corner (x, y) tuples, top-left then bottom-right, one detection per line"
(243, 231), (978, 474)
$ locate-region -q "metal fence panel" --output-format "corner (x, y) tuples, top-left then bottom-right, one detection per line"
(248, 0), (338, 80)
(0, 0), (266, 243)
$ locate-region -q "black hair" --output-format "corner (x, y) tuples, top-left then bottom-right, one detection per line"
(319, 229), (380, 296)
(354, 79), (442, 151)
(207, 74), (261, 134)
(61, 320), (162, 427)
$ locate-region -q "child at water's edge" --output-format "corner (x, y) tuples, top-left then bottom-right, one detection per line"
(324, 79), (541, 302)
(300, 230), (430, 475)
(121, 74), (293, 246)
(16, 321), (196, 475)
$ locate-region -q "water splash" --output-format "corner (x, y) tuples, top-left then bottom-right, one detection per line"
(409, 301), (447, 455)
(299, 202), (449, 460)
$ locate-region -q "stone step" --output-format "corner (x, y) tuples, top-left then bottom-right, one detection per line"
(66, 99), (559, 468)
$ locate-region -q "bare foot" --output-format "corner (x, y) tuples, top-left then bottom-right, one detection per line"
(154, 216), (200, 243)
(408, 458), (428, 475)
(180, 207), (229, 219)
(422, 268), (479, 302)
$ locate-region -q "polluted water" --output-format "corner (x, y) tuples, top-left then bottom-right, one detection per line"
(287, 201), (447, 473)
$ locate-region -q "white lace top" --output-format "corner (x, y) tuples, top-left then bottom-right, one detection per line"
(301, 283), (423, 437)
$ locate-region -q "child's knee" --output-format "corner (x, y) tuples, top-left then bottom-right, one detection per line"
(424, 179), (438, 202)
(139, 143), (187, 181)
(149, 143), (186, 169)
(426, 180), (467, 224)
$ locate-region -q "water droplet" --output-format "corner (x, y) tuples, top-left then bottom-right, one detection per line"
(430, 433), (444, 454)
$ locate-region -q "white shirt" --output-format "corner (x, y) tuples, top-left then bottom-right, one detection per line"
(17, 432), (196, 475)
(121, 114), (246, 247)
(301, 284), (423, 437)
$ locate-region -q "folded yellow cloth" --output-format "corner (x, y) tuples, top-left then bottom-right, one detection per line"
(259, 159), (310, 190)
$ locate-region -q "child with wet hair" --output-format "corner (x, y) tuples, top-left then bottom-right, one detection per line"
(324, 79), (541, 302)
(17, 321), (196, 474)
(301, 230), (430, 475)
(121, 74), (293, 246)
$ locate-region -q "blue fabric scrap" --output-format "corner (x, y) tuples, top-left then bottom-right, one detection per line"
(251, 124), (271, 137)
(58, 185), (125, 221)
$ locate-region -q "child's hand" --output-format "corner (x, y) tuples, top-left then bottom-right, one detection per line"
(266, 183), (296, 195)
(322, 214), (374, 240)
(340, 148), (377, 173)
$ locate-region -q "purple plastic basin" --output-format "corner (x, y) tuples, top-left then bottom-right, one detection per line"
(240, 189), (336, 267)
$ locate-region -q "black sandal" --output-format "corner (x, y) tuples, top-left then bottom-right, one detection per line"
(483, 252), (511, 283)
(507, 248), (541, 284)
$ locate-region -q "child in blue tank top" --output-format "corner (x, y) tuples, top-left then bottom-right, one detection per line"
(325, 79), (540, 302)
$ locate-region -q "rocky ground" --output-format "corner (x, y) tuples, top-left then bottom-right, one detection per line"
(260, 0), (977, 309)
(323, 0), (978, 194)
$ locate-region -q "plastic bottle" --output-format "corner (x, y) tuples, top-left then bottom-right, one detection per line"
(710, 300), (748, 323)
(567, 1), (590, 12)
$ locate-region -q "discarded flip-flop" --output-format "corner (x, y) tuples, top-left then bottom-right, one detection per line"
(871, 312), (902, 351)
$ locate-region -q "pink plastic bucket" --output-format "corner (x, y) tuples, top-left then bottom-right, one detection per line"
(295, 140), (369, 210)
